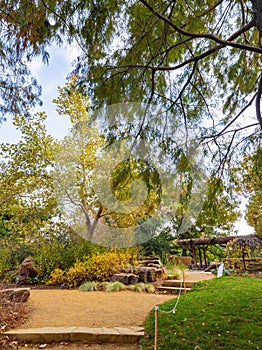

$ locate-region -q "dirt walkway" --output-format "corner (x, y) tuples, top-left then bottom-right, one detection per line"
(21, 270), (213, 329)
(16, 271), (214, 349)
(21, 290), (173, 329)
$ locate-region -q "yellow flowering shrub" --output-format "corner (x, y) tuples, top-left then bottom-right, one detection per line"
(48, 248), (139, 286)
(47, 268), (66, 285)
(87, 249), (137, 282)
(66, 261), (89, 287)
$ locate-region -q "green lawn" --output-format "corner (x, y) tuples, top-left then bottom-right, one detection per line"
(142, 277), (262, 350)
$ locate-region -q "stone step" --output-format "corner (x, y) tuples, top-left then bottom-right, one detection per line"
(163, 280), (196, 288)
(156, 286), (191, 294)
(2, 326), (144, 344)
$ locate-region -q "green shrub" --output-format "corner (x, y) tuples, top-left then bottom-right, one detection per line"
(0, 231), (95, 283)
(169, 269), (182, 280)
(140, 228), (180, 264)
(165, 260), (187, 280)
(47, 248), (139, 287)
(0, 240), (33, 281)
(33, 234), (93, 281)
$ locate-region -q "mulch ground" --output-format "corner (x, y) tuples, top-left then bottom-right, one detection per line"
(0, 283), (29, 349)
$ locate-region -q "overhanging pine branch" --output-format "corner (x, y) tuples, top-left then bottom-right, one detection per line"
(108, 20), (257, 73)
(139, 0), (260, 54)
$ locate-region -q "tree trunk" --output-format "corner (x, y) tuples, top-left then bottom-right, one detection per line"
(251, 0), (262, 36)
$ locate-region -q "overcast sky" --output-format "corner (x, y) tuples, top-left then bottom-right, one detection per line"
(0, 44), (75, 143)
(0, 43), (254, 236)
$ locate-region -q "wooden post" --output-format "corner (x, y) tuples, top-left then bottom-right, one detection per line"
(203, 248), (207, 268)
(154, 305), (159, 350)
(189, 242), (196, 268)
(199, 247), (203, 269)
(182, 270), (186, 293)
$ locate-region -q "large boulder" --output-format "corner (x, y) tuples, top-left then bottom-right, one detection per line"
(137, 265), (166, 282)
(112, 256), (166, 285)
(18, 257), (37, 278)
(146, 268), (156, 282)
(0, 288), (30, 302)
(16, 256), (37, 285)
(111, 273), (138, 285)
(135, 268), (148, 283)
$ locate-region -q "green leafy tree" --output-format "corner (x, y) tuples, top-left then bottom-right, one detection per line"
(193, 177), (240, 237)
(52, 77), (105, 241)
(159, 167), (240, 239)
(53, 79), (164, 245)
(0, 112), (58, 239)
(0, 112), (61, 279)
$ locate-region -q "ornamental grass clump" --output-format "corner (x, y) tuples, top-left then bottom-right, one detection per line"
(128, 283), (155, 293)
(78, 281), (100, 291)
(144, 283), (155, 293)
(105, 281), (126, 292)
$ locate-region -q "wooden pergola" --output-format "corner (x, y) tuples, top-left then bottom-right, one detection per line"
(176, 235), (252, 269)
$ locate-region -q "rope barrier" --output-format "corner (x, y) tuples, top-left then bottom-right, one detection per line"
(158, 280), (183, 314)
(153, 280), (184, 350)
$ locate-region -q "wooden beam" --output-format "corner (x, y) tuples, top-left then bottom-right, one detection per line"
(176, 235), (256, 247)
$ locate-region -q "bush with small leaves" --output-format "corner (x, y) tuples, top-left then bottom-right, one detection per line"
(48, 248), (139, 287)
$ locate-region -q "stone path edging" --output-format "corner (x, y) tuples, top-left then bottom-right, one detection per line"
(3, 326), (144, 344)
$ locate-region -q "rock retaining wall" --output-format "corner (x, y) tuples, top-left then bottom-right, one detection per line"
(110, 257), (166, 285)
(223, 257), (262, 272)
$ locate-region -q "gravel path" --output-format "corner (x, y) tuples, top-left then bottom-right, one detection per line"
(17, 270), (214, 350)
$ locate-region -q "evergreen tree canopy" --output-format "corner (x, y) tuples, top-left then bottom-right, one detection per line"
(0, 0), (262, 136)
